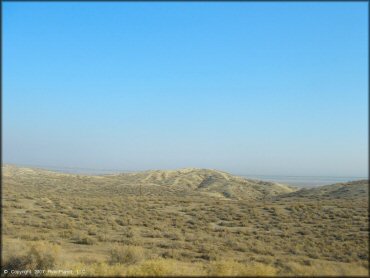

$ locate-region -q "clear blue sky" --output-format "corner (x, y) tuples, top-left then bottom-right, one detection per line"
(3, 2), (368, 176)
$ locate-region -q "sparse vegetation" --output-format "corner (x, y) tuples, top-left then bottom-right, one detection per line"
(1, 165), (368, 276)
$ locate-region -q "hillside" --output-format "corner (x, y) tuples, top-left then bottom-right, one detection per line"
(3, 164), (367, 202)
(2, 164), (369, 276)
(2, 165), (296, 201)
(275, 179), (368, 200)
(105, 168), (297, 200)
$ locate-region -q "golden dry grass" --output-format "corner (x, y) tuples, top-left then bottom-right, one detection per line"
(1, 165), (368, 276)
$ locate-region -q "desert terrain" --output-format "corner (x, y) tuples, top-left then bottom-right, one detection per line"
(1, 164), (368, 276)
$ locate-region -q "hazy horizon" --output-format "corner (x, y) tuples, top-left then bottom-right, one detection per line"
(4, 2), (368, 177)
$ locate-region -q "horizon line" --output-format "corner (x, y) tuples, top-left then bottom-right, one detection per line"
(2, 162), (368, 179)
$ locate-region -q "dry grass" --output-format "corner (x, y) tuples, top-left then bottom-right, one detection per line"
(1, 165), (368, 276)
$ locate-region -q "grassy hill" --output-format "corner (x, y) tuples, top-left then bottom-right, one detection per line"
(2, 165), (296, 201)
(2, 165), (369, 276)
(105, 167), (297, 200)
(276, 179), (368, 201)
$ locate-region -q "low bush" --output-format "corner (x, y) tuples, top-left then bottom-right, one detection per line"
(72, 232), (96, 245)
(109, 245), (145, 265)
(125, 259), (205, 276)
(207, 260), (277, 276)
(2, 241), (61, 271)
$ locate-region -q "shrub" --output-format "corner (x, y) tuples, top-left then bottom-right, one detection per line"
(76, 236), (96, 245)
(281, 260), (369, 276)
(27, 242), (61, 269)
(72, 232), (96, 245)
(2, 241), (61, 271)
(109, 245), (145, 265)
(2, 219), (11, 235)
(126, 259), (205, 276)
(208, 260), (277, 276)
(88, 228), (98, 236)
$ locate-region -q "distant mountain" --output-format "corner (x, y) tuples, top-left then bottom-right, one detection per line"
(275, 179), (368, 200)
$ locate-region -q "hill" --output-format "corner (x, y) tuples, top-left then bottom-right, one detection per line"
(3, 164), (367, 202)
(275, 179), (368, 201)
(105, 168), (297, 200)
(2, 164), (369, 276)
(2, 165), (296, 201)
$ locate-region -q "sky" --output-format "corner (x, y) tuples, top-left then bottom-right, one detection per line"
(3, 2), (368, 177)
